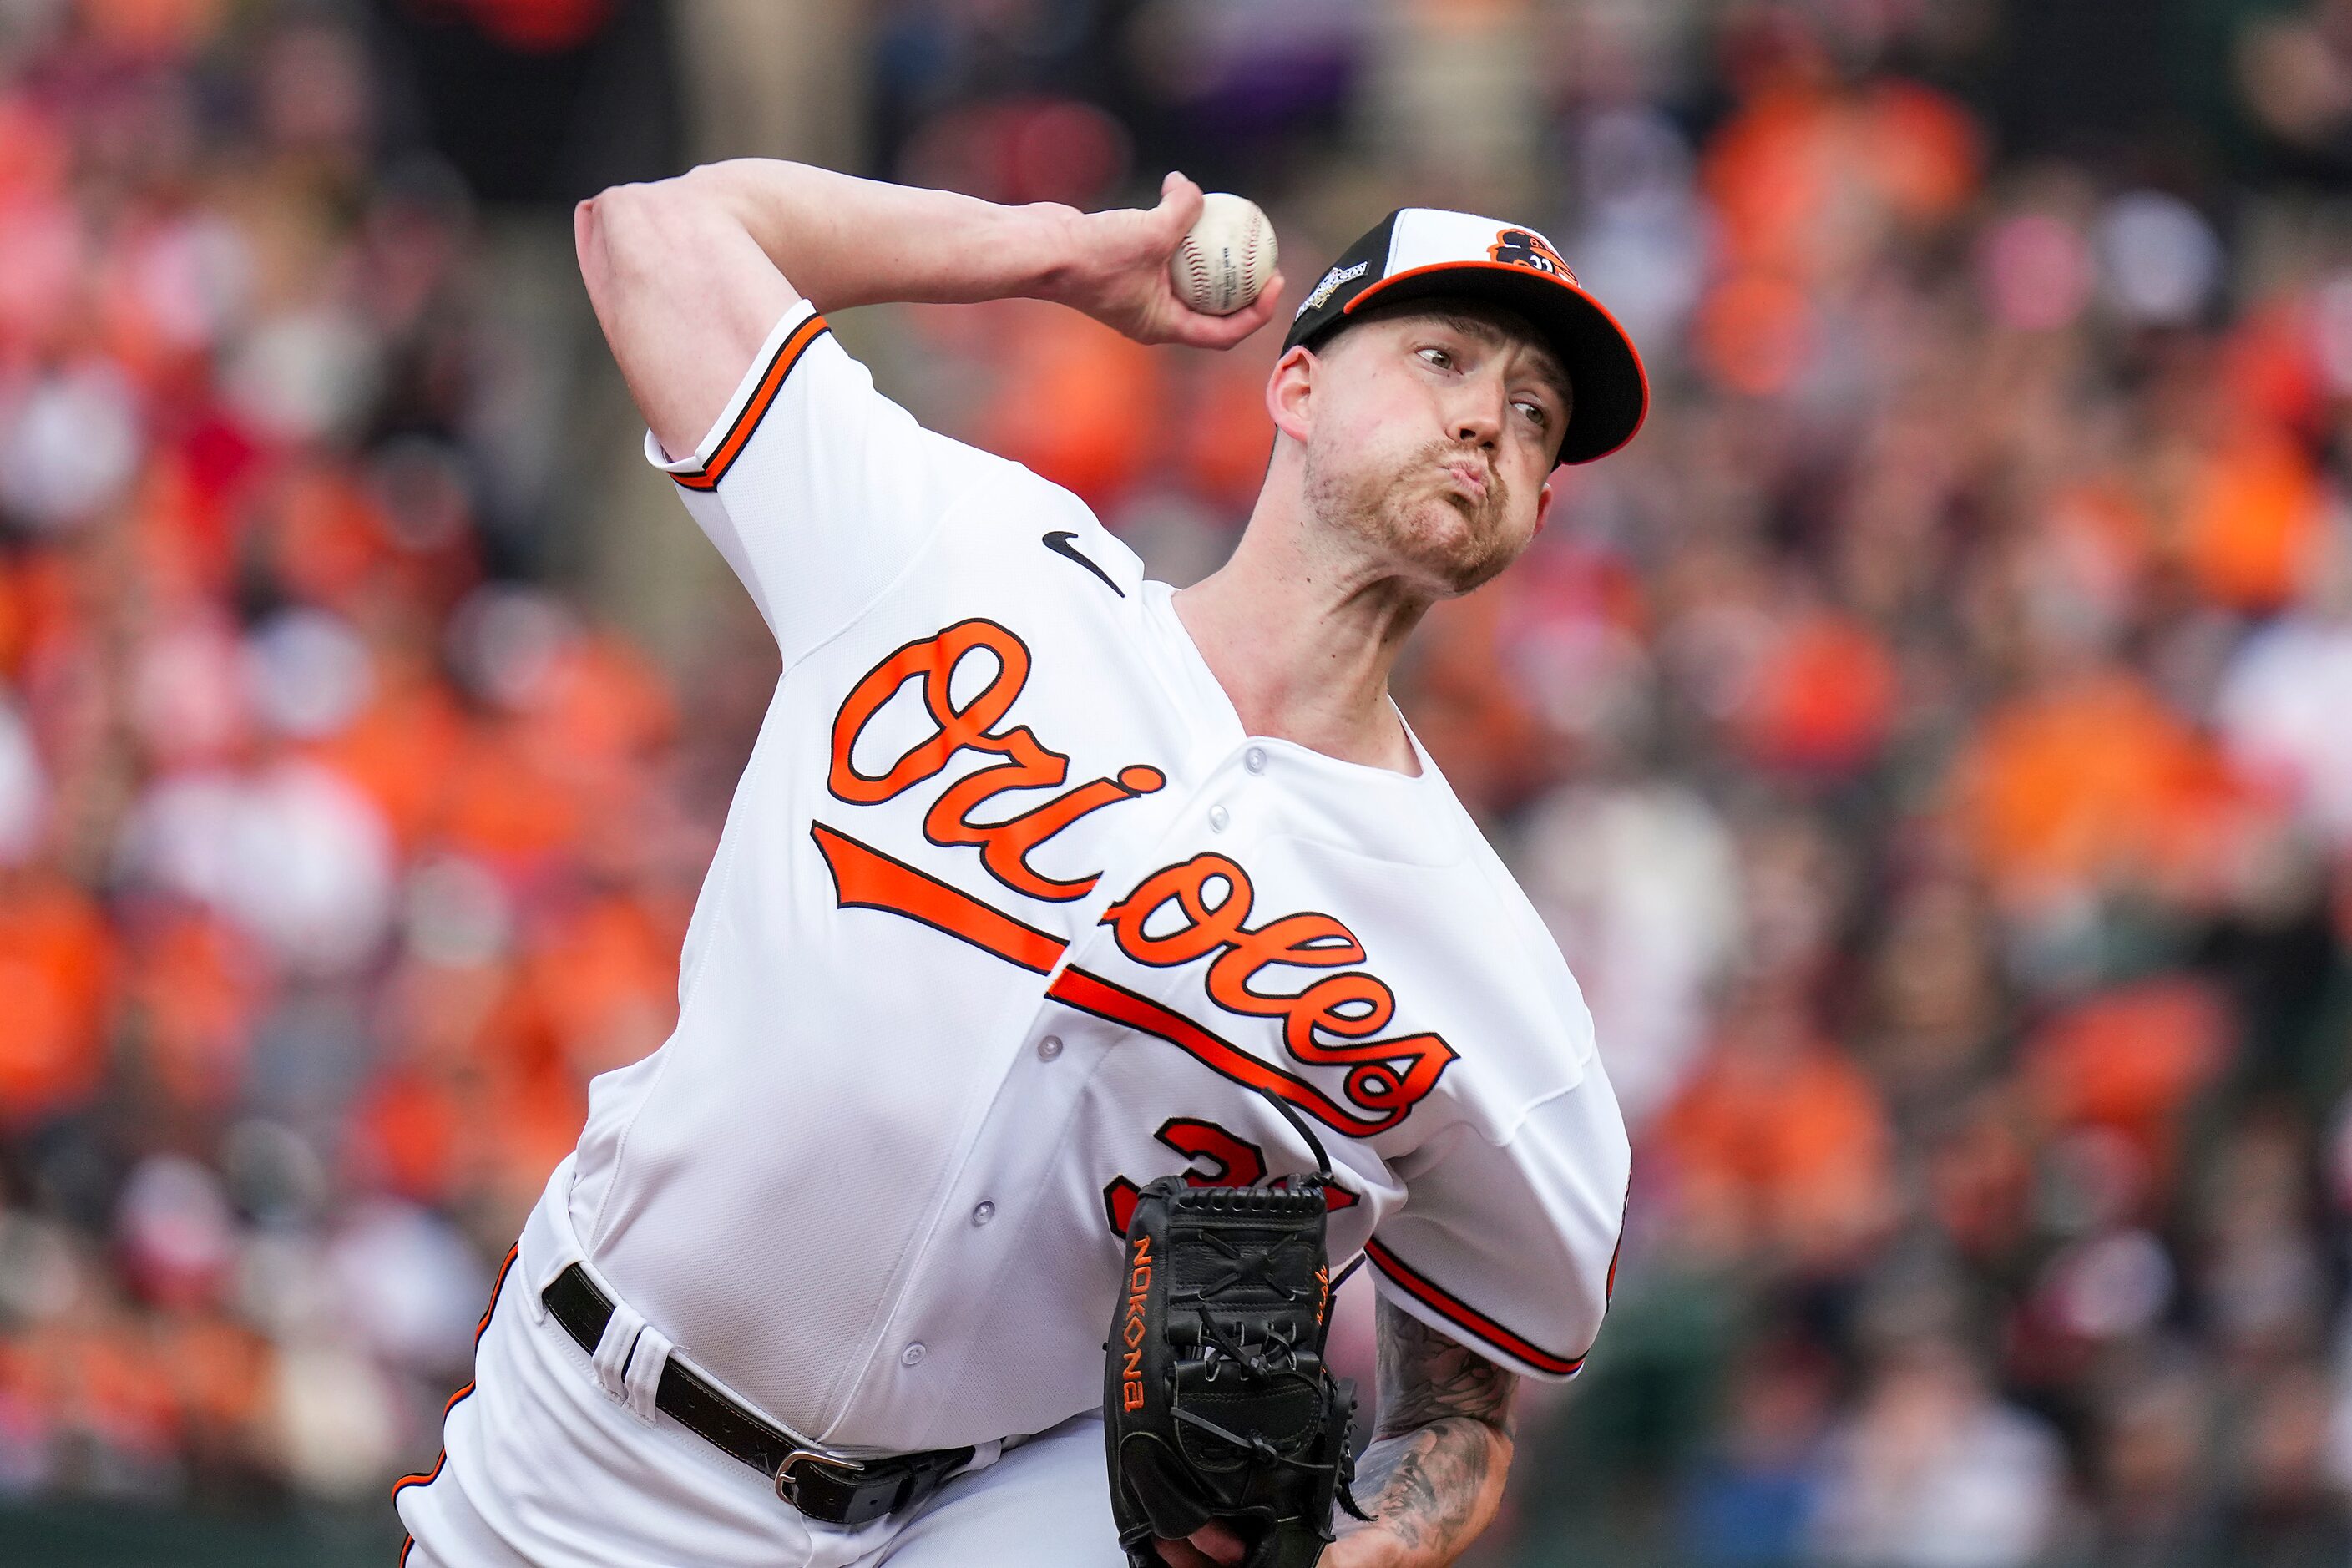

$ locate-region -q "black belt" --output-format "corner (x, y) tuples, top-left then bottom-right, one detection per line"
(541, 1264), (975, 1527)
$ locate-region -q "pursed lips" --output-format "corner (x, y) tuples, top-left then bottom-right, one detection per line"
(1439, 458), (1490, 503)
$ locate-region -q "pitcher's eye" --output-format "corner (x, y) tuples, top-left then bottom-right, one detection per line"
(1515, 399), (1550, 428)
(1416, 346), (1454, 370)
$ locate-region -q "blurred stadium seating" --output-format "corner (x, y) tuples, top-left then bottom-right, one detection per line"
(0, 3), (2349, 1565)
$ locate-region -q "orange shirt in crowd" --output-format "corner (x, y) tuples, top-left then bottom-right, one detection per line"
(1731, 609), (1896, 775)
(1658, 1019), (1895, 1265)
(2177, 422), (2324, 613)
(0, 874), (118, 1123)
(2021, 975), (2231, 1182)
(117, 910), (266, 1111)
(1955, 669), (2249, 906)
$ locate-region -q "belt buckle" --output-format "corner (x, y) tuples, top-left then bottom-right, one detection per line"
(774, 1445), (865, 1508)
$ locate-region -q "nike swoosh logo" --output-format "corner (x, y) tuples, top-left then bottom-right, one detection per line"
(1041, 530), (1124, 597)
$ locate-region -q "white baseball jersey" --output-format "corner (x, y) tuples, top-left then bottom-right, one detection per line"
(567, 299), (1631, 1458)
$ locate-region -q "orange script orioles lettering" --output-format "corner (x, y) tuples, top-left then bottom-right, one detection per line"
(1121, 1232), (1152, 1412)
(829, 619), (1165, 901)
(1100, 854), (1455, 1127)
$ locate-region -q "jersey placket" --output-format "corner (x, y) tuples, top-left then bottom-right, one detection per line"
(846, 743), (1278, 1447)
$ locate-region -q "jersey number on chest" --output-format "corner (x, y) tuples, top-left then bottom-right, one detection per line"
(1101, 1115), (1359, 1241)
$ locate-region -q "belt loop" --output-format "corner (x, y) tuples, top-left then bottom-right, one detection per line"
(529, 1260), (564, 1316)
(517, 1162), (583, 1328)
(592, 1300), (646, 1403)
(622, 1321), (671, 1425)
(528, 1249), (574, 1328)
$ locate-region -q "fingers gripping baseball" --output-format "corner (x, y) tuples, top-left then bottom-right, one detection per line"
(1059, 173), (1286, 349)
(1152, 174), (1286, 346)
(1154, 169), (1207, 250)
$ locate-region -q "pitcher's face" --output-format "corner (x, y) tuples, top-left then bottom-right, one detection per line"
(1293, 301), (1568, 595)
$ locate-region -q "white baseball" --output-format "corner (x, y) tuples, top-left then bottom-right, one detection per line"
(1170, 193), (1277, 316)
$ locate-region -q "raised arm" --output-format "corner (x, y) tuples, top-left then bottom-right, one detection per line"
(574, 162), (1287, 461)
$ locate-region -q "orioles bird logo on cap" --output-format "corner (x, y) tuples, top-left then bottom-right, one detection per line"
(1488, 228), (1573, 281)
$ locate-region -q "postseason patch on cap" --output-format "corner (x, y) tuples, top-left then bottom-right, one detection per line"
(1296, 260), (1369, 318)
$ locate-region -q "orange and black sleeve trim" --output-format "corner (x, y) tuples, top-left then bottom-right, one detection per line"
(392, 1242), (520, 1556)
(1363, 1236), (1590, 1377)
(667, 312), (832, 493)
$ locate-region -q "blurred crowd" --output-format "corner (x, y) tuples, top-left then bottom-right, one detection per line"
(0, 0), (757, 1512)
(3, 1), (2352, 1565)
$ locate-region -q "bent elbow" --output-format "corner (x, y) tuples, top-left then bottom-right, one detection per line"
(573, 194), (604, 275)
(580, 161), (782, 282)
(578, 180), (680, 290)
(575, 184), (641, 278)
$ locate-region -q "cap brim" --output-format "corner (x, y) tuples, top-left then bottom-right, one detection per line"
(1340, 262), (1649, 465)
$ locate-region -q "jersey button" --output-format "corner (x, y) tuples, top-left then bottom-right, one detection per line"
(1208, 804), (1231, 832)
(971, 1201), (996, 1227)
(1244, 746), (1267, 774)
(1037, 1035), (1063, 1061)
(901, 1343), (926, 1367)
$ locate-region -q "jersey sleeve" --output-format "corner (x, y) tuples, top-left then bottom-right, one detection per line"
(1367, 1071), (1631, 1382)
(641, 299), (1011, 667)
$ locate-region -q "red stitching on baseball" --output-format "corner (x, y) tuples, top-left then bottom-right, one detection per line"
(1185, 243), (1211, 305)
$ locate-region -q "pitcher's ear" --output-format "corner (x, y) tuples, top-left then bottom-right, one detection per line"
(1267, 344), (1319, 443)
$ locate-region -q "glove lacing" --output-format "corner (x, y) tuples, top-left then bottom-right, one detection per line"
(1175, 1227), (1373, 1523)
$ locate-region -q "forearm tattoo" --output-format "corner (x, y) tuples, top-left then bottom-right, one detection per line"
(1345, 1297), (1518, 1559)
(1372, 1297), (1516, 1437)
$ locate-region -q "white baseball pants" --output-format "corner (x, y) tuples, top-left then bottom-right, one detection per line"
(394, 1162), (1121, 1567)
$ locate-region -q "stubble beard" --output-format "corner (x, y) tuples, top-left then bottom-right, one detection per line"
(1302, 435), (1519, 596)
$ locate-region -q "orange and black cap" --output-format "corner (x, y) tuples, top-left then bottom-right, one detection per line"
(1282, 208), (1649, 465)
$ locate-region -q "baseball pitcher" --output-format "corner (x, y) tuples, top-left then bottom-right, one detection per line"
(392, 161), (1641, 1568)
